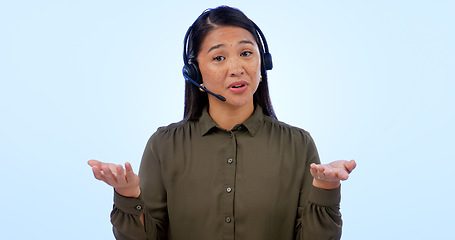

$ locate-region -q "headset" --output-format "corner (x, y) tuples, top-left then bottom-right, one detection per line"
(182, 17), (273, 102)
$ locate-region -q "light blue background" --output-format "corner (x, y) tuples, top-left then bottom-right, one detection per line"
(1, 0), (453, 239)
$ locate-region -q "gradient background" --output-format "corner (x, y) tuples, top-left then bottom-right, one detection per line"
(1, 0), (454, 239)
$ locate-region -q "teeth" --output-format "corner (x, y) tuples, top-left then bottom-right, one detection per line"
(232, 84), (244, 88)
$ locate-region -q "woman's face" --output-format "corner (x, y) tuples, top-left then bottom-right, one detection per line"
(197, 26), (261, 109)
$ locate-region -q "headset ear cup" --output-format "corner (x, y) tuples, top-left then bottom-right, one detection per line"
(263, 52), (273, 71)
(183, 61), (202, 83)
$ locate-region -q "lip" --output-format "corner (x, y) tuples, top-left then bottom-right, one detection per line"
(228, 81), (248, 94)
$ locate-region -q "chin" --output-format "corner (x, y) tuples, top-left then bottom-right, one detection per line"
(225, 96), (254, 108)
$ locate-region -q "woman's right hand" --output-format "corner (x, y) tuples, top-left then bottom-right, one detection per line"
(88, 160), (141, 198)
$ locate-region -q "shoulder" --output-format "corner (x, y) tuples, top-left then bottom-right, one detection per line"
(143, 120), (196, 153)
(150, 119), (194, 139)
(263, 115), (312, 136)
(157, 120), (191, 133)
(259, 115), (317, 147)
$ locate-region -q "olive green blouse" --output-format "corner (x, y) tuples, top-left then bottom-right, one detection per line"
(110, 105), (342, 240)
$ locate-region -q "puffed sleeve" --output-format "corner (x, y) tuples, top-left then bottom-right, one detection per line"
(295, 133), (342, 240)
(110, 133), (169, 240)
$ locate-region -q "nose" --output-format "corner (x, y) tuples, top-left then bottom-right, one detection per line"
(228, 58), (244, 77)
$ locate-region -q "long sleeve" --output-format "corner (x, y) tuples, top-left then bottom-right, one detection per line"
(111, 191), (147, 240)
(110, 134), (169, 240)
(295, 186), (342, 240)
(294, 133), (342, 240)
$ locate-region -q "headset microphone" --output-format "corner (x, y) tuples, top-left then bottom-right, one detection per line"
(182, 68), (226, 102)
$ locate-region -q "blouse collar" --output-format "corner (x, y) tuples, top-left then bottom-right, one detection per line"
(199, 105), (264, 137)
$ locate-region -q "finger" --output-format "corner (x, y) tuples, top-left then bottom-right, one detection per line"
(338, 160), (356, 181)
(337, 170), (350, 181)
(310, 163), (318, 170)
(323, 166), (334, 175)
(344, 160), (357, 173)
(88, 159), (101, 167)
(91, 166), (106, 182)
(334, 161), (353, 181)
(125, 162), (133, 172)
(310, 164), (324, 180)
(310, 166), (318, 178)
(124, 162), (136, 181)
(316, 167), (328, 180)
(102, 167), (118, 187)
(116, 164), (127, 185)
(125, 162), (140, 186)
(317, 172), (327, 180)
(320, 166), (331, 176)
(96, 162), (117, 177)
(107, 163), (119, 175)
(310, 165), (317, 173)
(323, 168), (339, 180)
(310, 163), (323, 172)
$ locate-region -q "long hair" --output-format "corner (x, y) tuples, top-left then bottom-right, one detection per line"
(183, 6), (277, 120)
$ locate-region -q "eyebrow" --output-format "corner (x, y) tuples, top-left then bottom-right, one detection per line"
(207, 40), (255, 53)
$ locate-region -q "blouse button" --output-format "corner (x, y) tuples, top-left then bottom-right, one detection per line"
(226, 187), (232, 193)
(227, 158), (233, 164)
(135, 205), (142, 211)
(226, 217), (231, 223)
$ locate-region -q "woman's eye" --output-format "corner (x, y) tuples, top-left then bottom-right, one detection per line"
(213, 56), (225, 62)
(240, 51), (252, 57)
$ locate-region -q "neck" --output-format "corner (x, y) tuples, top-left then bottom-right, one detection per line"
(208, 99), (254, 130)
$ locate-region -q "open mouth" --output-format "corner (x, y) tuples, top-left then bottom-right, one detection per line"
(229, 81), (248, 93)
(231, 84), (245, 89)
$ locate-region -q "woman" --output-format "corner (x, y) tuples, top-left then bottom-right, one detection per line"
(88, 6), (356, 240)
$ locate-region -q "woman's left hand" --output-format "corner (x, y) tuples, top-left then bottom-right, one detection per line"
(310, 160), (357, 190)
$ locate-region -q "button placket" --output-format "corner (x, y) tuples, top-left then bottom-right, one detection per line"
(223, 130), (236, 234)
